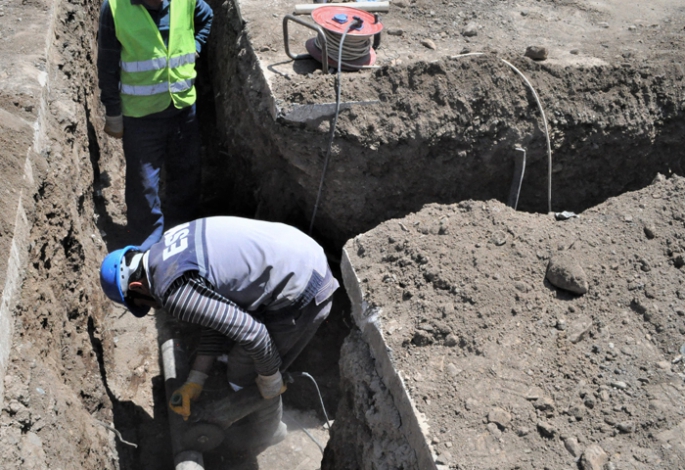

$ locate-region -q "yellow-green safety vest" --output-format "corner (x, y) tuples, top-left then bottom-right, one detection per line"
(110, 0), (197, 117)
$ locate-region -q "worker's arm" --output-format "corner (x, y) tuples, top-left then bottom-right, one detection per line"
(163, 273), (283, 377)
(190, 353), (216, 374)
(96, 0), (122, 118)
(193, 0), (213, 54)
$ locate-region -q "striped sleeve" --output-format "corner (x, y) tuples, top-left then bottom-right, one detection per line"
(197, 327), (231, 356)
(162, 272), (282, 376)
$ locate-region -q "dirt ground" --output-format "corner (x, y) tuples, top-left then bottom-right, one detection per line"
(262, 0), (685, 94)
(339, 173), (685, 469)
(1, 0), (685, 469)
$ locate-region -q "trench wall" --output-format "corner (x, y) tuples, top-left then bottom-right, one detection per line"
(321, 329), (421, 470)
(0, 0), (123, 467)
(207, 0), (685, 248)
(0, 0), (49, 411)
(205, 0), (685, 467)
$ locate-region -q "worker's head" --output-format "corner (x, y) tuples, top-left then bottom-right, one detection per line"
(100, 246), (155, 317)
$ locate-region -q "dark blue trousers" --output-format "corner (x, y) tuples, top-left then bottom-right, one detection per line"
(122, 104), (201, 250)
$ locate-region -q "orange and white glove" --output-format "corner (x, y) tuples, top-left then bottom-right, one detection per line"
(255, 371), (287, 399)
(104, 114), (123, 139)
(169, 370), (208, 421)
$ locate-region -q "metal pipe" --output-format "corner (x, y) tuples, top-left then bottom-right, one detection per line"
(450, 53), (554, 213)
(161, 338), (206, 470)
(294, 1), (389, 15)
(174, 451), (204, 470)
(507, 147), (526, 210)
(192, 384), (266, 429)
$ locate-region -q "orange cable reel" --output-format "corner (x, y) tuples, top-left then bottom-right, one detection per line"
(305, 5), (383, 70)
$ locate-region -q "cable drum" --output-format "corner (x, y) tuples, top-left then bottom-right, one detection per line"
(315, 29), (372, 62)
(306, 6), (383, 70)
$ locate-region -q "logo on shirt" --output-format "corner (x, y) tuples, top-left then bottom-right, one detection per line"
(163, 222), (190, 261)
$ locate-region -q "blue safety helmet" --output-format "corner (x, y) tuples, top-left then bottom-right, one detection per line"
(100, 246), (150, 318)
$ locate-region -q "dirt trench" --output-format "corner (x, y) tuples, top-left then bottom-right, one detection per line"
(0, 0), (125, 466)
(1, 0), (685, 469)
(1, 0), (345, 468)
(205, 0), (685, 249)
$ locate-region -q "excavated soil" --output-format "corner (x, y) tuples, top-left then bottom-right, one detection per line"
(334, 174), (685, 469)
(2, 0), (685, 469)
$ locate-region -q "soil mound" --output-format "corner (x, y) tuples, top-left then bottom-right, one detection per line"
(343, 173), (685, 469)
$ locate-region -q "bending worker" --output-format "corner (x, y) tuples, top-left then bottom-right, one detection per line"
(97, 0), (213, 250)
(100, 216), (339, 450)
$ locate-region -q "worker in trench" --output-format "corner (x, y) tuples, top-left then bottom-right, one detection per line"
(97, 0), (213, 250)
(99, 216), (339, 451)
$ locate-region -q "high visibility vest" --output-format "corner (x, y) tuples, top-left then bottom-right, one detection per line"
(110, 0), (197, 117)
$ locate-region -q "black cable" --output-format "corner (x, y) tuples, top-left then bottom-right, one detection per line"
(308, 17), (363, 235)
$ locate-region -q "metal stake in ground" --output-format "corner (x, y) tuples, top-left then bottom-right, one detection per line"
(507, 147), (526, 210)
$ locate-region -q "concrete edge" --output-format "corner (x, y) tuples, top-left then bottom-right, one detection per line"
(341, 244), (437, 470)
(0, 1), (54, 409)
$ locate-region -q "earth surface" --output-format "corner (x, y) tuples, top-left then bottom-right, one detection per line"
(256, 0), (685, 103)
(1, 0), (685, 469)
(341, 173), (685, 469)
(206, 0), (685, 251)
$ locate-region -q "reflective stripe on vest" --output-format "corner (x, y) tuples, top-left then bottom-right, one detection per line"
(120, 52), (196, 73)
(121, 78), (194, 96)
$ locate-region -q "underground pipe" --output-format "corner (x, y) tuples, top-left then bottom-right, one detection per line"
(161, 338), (206, 470)
(191, 384), (266, 430)
(160, 334), (226, 468)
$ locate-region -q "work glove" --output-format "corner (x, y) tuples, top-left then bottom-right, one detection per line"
(104, 114), (123, 139)
(169, 370), (208, 421)
(255, 370), (287, 399)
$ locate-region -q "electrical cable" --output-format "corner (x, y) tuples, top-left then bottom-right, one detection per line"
(451, 52), (553, 213)
(287, 371), (332, 431)
(287, 414), (326, 454)
(316, 29), (372, 64)
(309, 18), (362, 234)
(95, 419), (138, 448)
(309, 46), (553, 232)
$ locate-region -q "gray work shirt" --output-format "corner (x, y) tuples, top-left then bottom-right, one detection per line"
(147, 216), (338, 311)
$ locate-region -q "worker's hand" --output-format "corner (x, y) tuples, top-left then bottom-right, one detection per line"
(104, 114), (123, 139)
(255, 371), (287, 399)
(169, 370), (208, 420)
